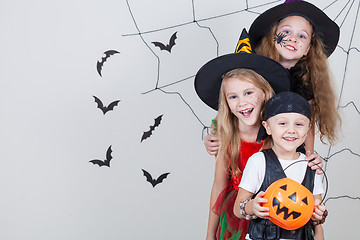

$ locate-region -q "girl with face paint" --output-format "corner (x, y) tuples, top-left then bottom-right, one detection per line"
(206, 69), (274, 240)
(204, 0), (329, 179)
(249, 0), (341, 154)
(195, 29), (292, 240)
(234, 92), (326, 240)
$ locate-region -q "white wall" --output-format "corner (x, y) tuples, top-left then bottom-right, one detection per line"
(1, 0), (359, 239)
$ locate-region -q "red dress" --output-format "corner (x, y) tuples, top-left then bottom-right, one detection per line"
(213, 141), (263, 240)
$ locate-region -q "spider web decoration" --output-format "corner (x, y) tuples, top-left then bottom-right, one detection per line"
(120, 0), (360, 238)
(1, 0), (359, 239)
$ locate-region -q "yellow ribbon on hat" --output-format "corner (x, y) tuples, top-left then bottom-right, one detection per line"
(235, 38), (252, 53)
(235, 28), (252, 54)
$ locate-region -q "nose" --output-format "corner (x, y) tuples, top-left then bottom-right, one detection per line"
(286, 34), (297, 43)
(287, 125), (296, 134)
(237, 96), (246, 108)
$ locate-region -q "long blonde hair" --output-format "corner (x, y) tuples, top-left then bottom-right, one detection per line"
(255, 22), (341, 144)
(216, 68), (273, 177)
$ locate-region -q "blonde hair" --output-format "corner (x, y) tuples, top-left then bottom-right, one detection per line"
(216, 68), (273, 177)
(255, 22), (341, 144)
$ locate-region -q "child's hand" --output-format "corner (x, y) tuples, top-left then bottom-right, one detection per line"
(311, 198), (326, 221)
(204, 134), (220, 156)
(252, 191), (269, 219)
(305, 151), (324, 174)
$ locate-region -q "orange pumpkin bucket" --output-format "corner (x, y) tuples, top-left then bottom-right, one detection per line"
(262, 177), (315, 230)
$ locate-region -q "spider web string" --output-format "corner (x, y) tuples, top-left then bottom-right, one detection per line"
(324, 195), (360, 204)
(339, 101), (360, 115)
(324, 0), (360, 161)
(123, 0), (286, 134)
(123, 0), (360, 203)
(322, 0), (360, 204)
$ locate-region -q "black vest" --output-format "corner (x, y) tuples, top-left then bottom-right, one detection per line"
(247, 149), (315, 240)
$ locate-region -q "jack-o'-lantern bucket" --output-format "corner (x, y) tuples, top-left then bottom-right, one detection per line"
(262, 177), (315, 230)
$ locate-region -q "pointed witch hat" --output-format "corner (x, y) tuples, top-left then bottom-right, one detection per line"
(194, 28), (291, 110)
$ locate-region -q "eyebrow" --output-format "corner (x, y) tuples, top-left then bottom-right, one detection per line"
(226, 92), (236, 97)
(225, 87), (255, 95)
(243, 87), (256, 92)
(280, 25), (310, 36)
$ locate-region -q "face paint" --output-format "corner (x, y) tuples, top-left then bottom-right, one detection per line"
(249, 93), (261, 106)
(223, 77), (265, 128)
(273, 32), (287, 47)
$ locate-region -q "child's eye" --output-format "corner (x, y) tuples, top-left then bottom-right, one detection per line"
(228, 95), (237, 99)
(296, 123), (304, 126)
(244, 91), (253, 96)
(299, 34), (308, 39)
(283, 30), (290, 35)
(279, 122), (286, 126)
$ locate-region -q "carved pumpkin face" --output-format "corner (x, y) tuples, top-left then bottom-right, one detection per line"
(262, 177), (314, 230)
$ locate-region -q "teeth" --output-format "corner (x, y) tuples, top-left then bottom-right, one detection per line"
(284, 137), (296, 141)
(286, 45), (295, 51)
(240, 109), (253, 115)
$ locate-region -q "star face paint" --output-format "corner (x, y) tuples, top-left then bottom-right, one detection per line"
(223, 77), (265, 128)
(249, 93), (261, 107)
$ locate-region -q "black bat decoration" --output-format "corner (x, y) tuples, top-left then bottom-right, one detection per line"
(89, 145), (112, 167)
(96, 50), (119, 77)
(141, 115), (163, 142)
(93, 96), (120, 115)
(151, 32), (177, 53)
(142, 169), (170, 188)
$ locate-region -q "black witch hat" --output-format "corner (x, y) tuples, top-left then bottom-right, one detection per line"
(194, 28), (291, 110)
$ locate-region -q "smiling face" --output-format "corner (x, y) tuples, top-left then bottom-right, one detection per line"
(274, 15), (313, 69)
(263, 112), (310, 159)
(223, 77), (265, 129)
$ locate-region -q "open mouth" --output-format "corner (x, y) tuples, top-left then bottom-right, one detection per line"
(285, 45), (296, 51)
(283, 137), (298, 142)
(239, 108), (254, 118)
(272, 197), (301, 220)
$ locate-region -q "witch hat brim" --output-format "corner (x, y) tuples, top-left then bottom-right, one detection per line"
(194, 52), (291, 110)
(249, 1), (339, 57)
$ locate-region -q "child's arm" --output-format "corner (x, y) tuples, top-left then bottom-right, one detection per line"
(304, 102), (324, 174)
(204, 133), (220, 156)
(312, 195), (326, 240)
(233, 188), (269, 219)
(304, 121), (315, 153)
(305, 150), (324, 175)
(313, 224), (324, 240)
(304, 124), (325, 174)
(206, 155), (228, 240)
(204, 120), (220, 156)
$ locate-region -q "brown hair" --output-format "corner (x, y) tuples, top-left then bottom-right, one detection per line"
(255, 22), (341, 144)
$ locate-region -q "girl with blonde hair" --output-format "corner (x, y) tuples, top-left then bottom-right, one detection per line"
(195, 29), (293, 239)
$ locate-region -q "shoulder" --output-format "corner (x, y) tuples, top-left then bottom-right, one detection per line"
(245, 152), (265, 170)
(298, 152), (306, 159)
(248, 151), (265, 162)
(292, 153), (308, 169)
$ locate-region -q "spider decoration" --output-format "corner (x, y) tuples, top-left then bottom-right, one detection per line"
(273, 32), (287, 47)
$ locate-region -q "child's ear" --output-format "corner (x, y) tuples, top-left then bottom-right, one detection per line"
(262, 121), (272, 135)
